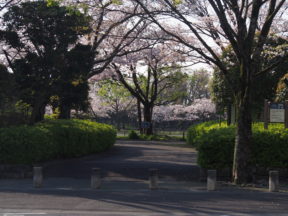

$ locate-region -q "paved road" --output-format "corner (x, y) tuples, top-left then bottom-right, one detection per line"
(0, 189), (287, 216)
(0, 140), (287, 215)
(43, 140), (200, 182)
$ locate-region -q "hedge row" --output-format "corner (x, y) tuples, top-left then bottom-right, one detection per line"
(187, 121), (288, 169)
(0, 119), (116, 164)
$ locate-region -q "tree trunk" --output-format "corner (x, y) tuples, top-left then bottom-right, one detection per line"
(115, 104), (121, 130)
(137, 98), (142, 134)
(143, 104), (153, 135)
(58, 104), (71, 119)
(233, 89), (253, 184)
(30, 101), (46, 125)
(227, 104), (232, 126)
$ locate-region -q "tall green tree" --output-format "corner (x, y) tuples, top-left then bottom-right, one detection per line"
(1, 0), (93, 124)
(52, 44), (94, 119)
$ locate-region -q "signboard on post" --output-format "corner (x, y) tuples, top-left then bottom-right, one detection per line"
(264, 100), (288, 129)
(270, 103), (285, 123)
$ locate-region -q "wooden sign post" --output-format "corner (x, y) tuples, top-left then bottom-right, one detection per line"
(264, 99), (288, 129)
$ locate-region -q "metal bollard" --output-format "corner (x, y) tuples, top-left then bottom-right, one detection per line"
(91, 168), (101, 189)
(207, 170), (217, 191)
(33, 167), (43, 188)
(269, 170), (279, 192)
(149, 168), (158, 190)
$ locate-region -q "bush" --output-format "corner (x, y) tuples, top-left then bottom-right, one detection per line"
(0, 119), (116, 164)
(186, 120), (220, 147)
(187, 121), (288, 169)
(128, 130), (140, 140)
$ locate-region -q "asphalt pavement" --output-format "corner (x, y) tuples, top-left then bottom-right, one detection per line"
(0, 140), (287, 216)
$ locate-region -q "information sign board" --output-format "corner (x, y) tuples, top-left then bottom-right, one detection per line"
(270, 103), (285, 123)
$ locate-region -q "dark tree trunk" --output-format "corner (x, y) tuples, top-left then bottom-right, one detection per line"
(30, 101), (46, 125)
(137, 98), (142, 134)
(115, 105), (121, 130)
(115, 114), (121, 130)
(116, 121), (121, 130)
(143, 104), (153, 135)
(233, 68), (253, 183)
(227, 104), (232, 126)
(58, 104), (71, 119)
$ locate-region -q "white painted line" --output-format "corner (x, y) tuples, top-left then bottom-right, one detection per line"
(3, 213), (47, 216)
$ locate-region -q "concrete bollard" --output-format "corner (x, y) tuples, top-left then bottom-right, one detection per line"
(149, 168), (158, 190)
(33, 167), (43, 188)
(207, 170), (217, 191)
(91, 168), (101, 189)
(269, 170), (279, 192)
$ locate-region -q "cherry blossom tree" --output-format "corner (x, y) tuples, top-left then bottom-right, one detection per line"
(153, 98), (216, 122)
(48, 0), (151, 78)
(105, 38), (187, 135)
(132, 0), (288, 183)
(1, 0), (151, 79)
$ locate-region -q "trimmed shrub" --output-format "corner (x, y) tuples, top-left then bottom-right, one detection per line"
(0, 119), (116, 164)
(187, 121), (288, 169)
(128, 130), (140, 140)
(186, 120), (220, 147)
(197, 126), (235, 169)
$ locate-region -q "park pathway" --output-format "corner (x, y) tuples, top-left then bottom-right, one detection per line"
(0, 140), (201, 191)
(41, 140), (201, 189)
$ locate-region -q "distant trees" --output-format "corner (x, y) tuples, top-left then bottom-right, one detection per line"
(153, 99), (216, 123)
(184, 69), (210, 105)
(90, 79), (136, 130)
(90, 67), (215, 131)
(107, 42), (187, 135)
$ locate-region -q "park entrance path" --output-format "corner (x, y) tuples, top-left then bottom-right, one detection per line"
(42, 140), (200, 189)
(0, 140), (201, 191)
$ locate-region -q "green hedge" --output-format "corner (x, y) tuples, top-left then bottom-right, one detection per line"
(187, 121), (288, 169)
(0, 119), (116, 164)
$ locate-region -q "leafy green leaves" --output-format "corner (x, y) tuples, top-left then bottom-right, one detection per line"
(111, 0), (123, 5)
(46, 0), (61, 7)
(172, 0), (182, 6)
(2, 1), (93, 123)
(188, 121), (288, 169)
(0, 120), (116, 164)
